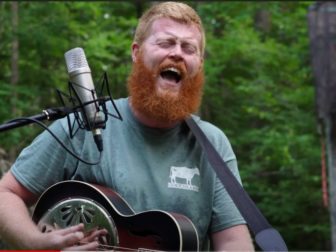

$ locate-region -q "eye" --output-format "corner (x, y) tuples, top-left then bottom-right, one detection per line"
(157, 40), (174, 49)
(182, 43), (198, 55)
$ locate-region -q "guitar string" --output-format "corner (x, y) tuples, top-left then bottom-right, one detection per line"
(80, 242), (136, 251)
(78, 241), (160, 252)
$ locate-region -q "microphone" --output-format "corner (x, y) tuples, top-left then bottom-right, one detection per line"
(64, 47), (104, 152)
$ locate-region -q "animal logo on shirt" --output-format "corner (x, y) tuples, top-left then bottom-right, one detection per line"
(168, 166), (200, 192)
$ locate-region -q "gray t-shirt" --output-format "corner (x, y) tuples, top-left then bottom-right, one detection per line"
(11, 97), (245, 249)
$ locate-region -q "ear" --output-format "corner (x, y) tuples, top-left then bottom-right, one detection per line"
(198, 56), (204, 71)
(131, 43), (140, 63)
(200, 56), (204, 66)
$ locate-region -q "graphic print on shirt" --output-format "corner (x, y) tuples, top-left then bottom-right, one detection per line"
(168, 166), (200, 192)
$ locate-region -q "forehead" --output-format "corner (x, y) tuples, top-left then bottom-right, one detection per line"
(148, 18), (202, 45)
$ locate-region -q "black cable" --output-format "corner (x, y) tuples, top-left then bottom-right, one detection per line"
(9, 117), (101, 166)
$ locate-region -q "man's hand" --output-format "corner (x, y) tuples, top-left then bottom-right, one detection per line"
(0, 172), (109, 250)
(38, 223), (109, 250)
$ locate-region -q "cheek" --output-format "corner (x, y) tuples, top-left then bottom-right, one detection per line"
(143, 54), (161, 71)
(142, 48), (167, 69)
(187, 59), (202, 76)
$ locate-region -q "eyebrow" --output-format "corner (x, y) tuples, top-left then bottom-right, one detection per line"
(156, 31), (199, 43)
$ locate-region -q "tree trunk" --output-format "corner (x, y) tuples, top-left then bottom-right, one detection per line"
(0, 2), (5, 42)
(9, 1), (19, 162)
(254, 9), (271, 33)
(134, 0), (144, 18)
(325, 117), (336, 250)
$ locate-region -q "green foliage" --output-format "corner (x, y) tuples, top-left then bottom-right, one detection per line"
(0, 1), (330, 250)
(198, 1), (330, 250)
(0, 2), (137, 152)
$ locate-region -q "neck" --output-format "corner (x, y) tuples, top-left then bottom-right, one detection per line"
(128, 100), (181, 129)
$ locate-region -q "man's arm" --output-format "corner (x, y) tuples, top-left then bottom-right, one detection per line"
(0, 171), (103, 250)
(211, 224), (255, 251)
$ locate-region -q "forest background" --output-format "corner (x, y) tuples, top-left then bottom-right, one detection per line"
(0, 1), (330, 250)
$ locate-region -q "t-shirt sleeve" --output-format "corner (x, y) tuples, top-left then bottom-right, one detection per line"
(198, 121), (247, 233)
(210, 158), (247, 233)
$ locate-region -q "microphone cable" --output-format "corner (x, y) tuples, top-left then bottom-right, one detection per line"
(6, 117), (101, 166)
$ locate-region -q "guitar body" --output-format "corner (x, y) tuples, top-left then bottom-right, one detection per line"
(32, 180), (199, 251)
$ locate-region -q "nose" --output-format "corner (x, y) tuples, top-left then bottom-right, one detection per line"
(168, 44), (183, 60)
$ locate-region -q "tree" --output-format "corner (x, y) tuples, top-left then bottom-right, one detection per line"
(197, 1), (329, 250)
(0, 1), (330, 250)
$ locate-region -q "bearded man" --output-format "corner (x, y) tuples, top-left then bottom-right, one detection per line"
(0, 2), (254, 251)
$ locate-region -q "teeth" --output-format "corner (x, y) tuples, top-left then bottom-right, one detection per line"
(160, 67), (182, 83)
(164, 67), (180, 75)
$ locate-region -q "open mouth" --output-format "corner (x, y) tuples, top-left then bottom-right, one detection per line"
(160, 67), (182, 83)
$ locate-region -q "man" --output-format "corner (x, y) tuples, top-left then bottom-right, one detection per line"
(0, 2), (254, 251)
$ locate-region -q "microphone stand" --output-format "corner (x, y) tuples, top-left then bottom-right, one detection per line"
(0, 107), (73, 132)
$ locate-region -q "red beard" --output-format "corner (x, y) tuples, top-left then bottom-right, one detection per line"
(127, 53), (204, 123)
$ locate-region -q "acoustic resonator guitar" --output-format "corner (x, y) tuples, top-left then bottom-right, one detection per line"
(32, 180), (199, 251)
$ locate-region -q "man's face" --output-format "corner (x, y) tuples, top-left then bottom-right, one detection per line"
(132, 18), (203, 97)
(128, 18), (204, 123)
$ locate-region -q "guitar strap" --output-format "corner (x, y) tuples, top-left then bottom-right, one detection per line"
(185, 117), (288, 251)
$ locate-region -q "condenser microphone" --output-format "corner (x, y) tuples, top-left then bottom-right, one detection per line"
(64, 47), (104, 152)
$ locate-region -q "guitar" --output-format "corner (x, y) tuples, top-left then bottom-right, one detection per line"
(32, 180), (199, 251)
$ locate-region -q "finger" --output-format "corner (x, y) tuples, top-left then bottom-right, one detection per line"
(43, 230), (84, 250)
(87, 229), (108, 237)
(64, 241), (100, 251)
(55, 224), (85, 235)
(65, 231), (85, 246)
(83, 228), (108, 242)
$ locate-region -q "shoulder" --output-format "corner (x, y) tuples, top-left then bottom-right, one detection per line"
(106, 97), (128, 114)
(188, 114), (236, 162)
(190, 114), (231, 146)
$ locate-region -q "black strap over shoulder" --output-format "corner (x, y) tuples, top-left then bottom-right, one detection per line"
(185, 116), (288, 251)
